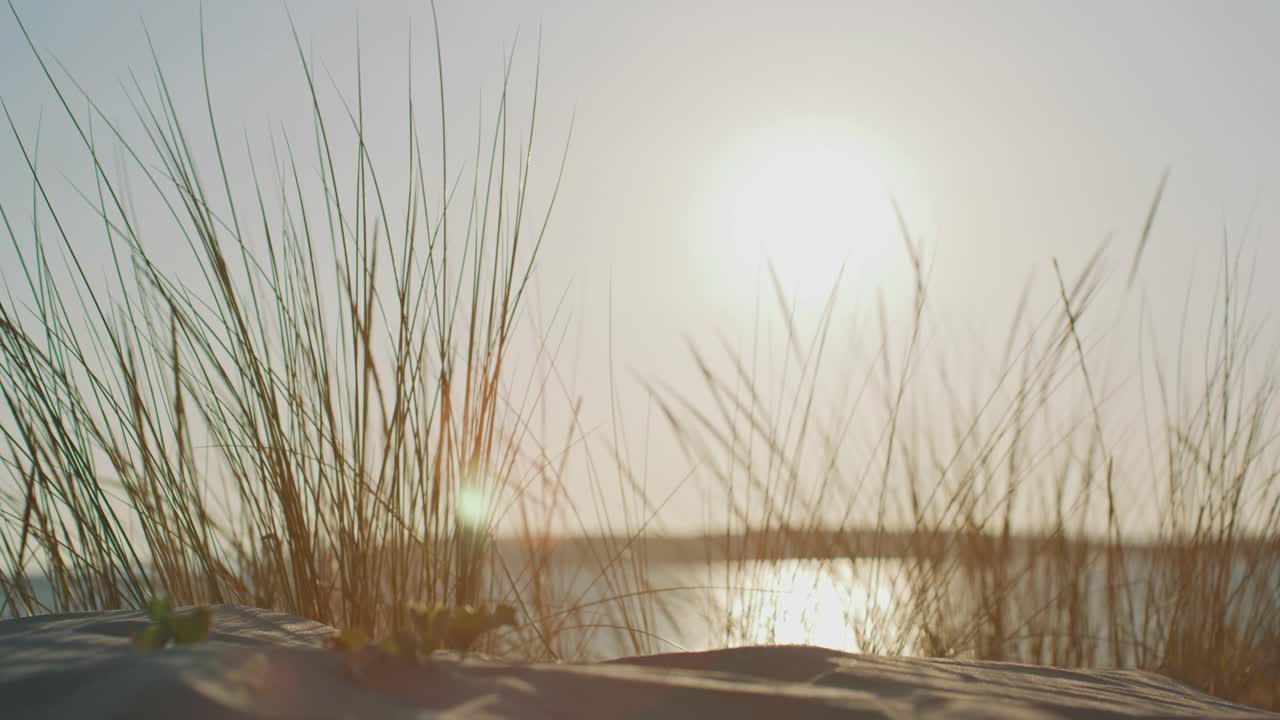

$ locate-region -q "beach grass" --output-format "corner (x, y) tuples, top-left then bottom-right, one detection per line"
(0, 6), (1277, 711)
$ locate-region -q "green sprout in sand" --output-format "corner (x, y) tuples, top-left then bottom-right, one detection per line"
(132, 595), (213, 651)
(331, 603), (517, 665)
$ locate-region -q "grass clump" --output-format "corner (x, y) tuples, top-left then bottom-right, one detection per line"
(0, 3), (579, 656)
(655, 218), (1280, 707)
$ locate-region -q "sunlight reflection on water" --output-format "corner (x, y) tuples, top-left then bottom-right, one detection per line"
(664, 558), (913, 655)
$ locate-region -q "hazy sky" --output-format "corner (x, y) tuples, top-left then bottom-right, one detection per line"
(3, 1), (1279, 533)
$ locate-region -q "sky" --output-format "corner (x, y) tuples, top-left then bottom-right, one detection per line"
(2, 1), (1279, 534)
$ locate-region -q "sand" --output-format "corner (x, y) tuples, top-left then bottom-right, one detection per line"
(0, 605), (1273, 719)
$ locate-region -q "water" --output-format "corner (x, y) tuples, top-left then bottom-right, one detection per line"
(529, 557), (915, 659)
(1, 557), (914, 663)
(704, 558), (908, 650)
(524, 552), (1280, 664)
(10, 551), (1276, 668)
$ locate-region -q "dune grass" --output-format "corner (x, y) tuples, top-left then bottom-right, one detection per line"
(0, 4), (582, 644)
(657, 231), (1280, 707)
(1, 6), (1277, 711)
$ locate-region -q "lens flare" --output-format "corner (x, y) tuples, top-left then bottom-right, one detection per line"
(455, 484), (490, 530)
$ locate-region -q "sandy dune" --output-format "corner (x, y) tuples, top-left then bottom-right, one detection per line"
(0, 605), (1273, 719)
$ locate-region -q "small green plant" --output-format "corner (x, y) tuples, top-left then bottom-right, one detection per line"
(330, 603), (517, 665)
(132, 596), (213, 651)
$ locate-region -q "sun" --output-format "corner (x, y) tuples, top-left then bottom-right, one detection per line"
(729, 140), (898, 298)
